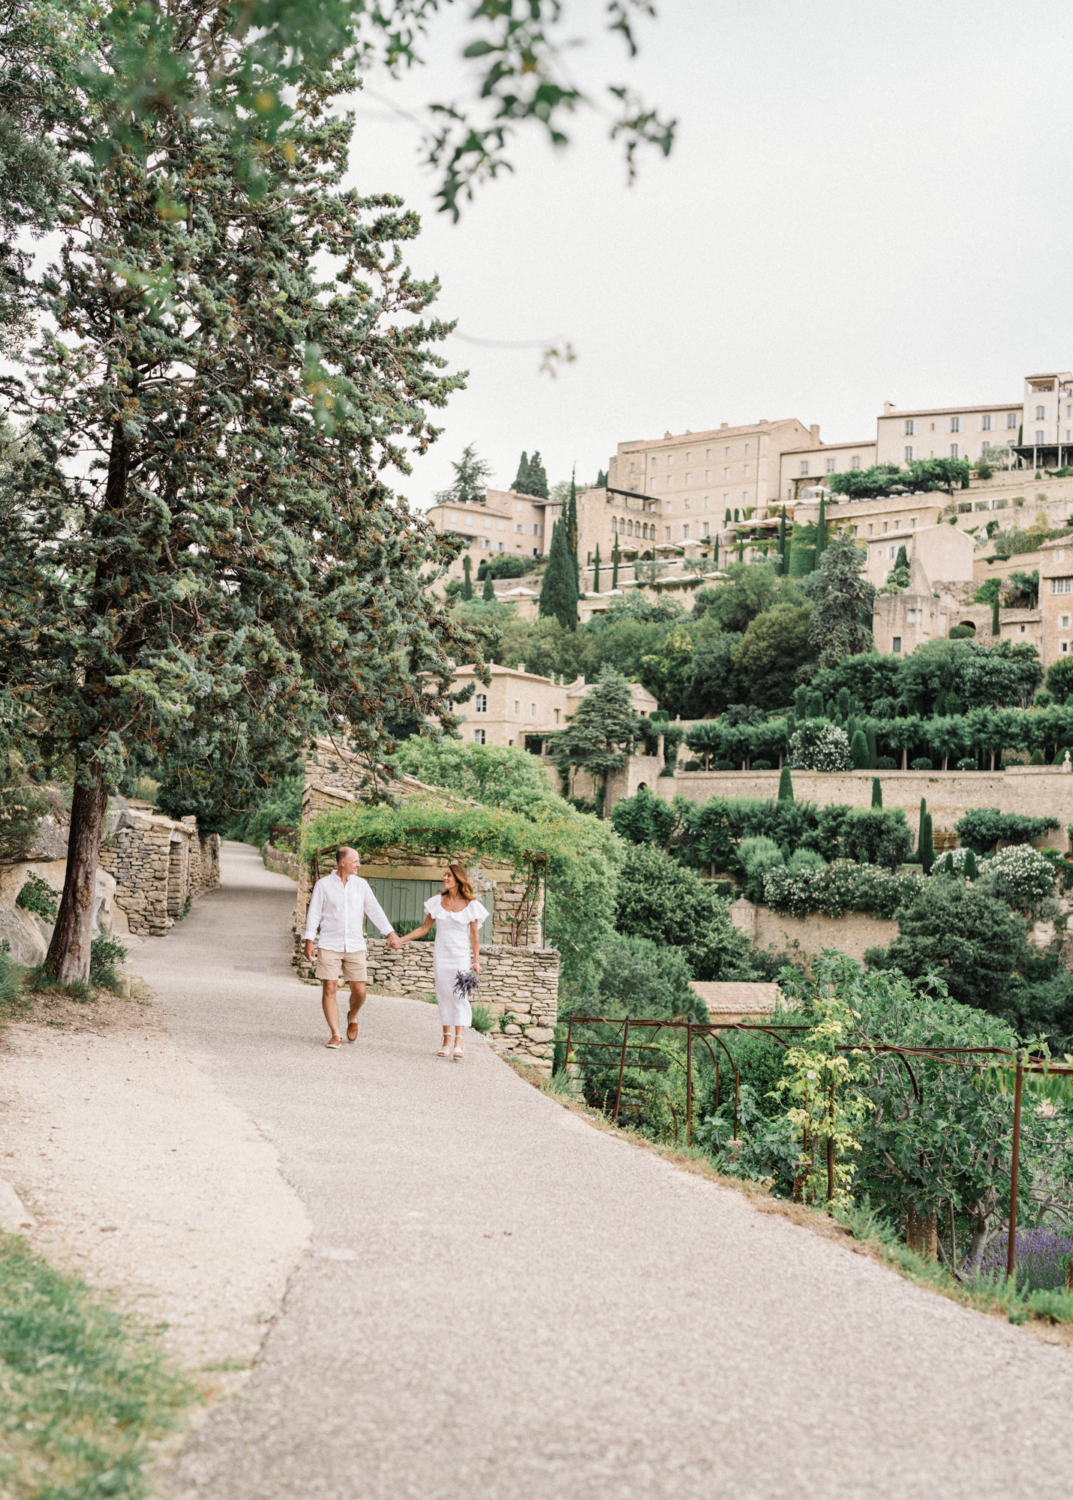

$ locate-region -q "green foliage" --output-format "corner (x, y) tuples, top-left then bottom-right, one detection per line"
(614, 843), (758, 982)
(609, 784), (681, 848)
(787, 721), (851, 772)
(16, 872), (60, 920)
(871, 777), (883, 808)
(477, 554), (528, 581)
(954, 808), (1058, 855)
(0, 1232), (196, 1499)
(482, 573), (495, 602)
(919, 811), (935, 874)
(692, 563), (780, 633)
(841, 808), (912, 870)
(763, 861), (925, 920)
(1046, 658), (1073, 700)
(827, 462), (904, 500)
(733, 603), (813, 710)
(778, 766), (794, 802)
(807, 532), (873, 668)
(228, 774), (304, 849)
(89, 936), (128, 991)
(470, 1002), (493, 1034)
(592, 932), (704, 1021)
(435, 442), (492, 506)
(787, 519), (817, 576)
(0, 946), (28, 1019)
(850, 729), (869, 769)
(738, 835), (784, 903)
(394, 738), (563, 814)
(551, 667), (642, 814)
(539, 519), (579, 631)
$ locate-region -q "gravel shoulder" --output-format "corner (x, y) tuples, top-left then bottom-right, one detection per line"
(0, 979), (310, 1389)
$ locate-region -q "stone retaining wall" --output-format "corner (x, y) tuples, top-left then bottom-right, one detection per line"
(729, 898), (899, 965)
(99, 810), (220, 937)
(262, 844), (299, 880)
(360, 938), (559, 1070)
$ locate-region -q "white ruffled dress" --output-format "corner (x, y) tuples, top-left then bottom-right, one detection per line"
(424, 893), (489, 1026)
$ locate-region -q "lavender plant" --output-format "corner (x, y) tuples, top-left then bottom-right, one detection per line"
(978, 1226), (1073, 1291)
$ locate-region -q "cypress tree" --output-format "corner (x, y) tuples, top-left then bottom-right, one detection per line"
(565, 468), (579, 585)
(462, 555), (474, 601)
(539, 519), (578, 631)
(512, 451), (531, 494)
(777, 506), (787, 572)
(850, 730), (869, 769)
(992, 594), (1000, 638)
(837, 687), (851, 720)
(871, 777), (882, 808)
(611, 532), (620, 589)
(917, 797), (927, 859)
(592, 544), (601, 593)
(482, 572), (495, 601)
(725, 507), (732, 526)
(528, 451), (549, 499)
(815, 493), (827, 560)
(965, 849), (979, 880)
(809, 690), (824, 718)
(778, 766), (794, 802)
(713, 538), (719, 566)
(596, 468), (608, 488)
(866, 725), (877, 769)
(920, 812), (935, 875)
(738, 537), (744, 562)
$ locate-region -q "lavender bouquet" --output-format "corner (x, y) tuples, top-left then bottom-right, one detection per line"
(454, 969), (480, 1002)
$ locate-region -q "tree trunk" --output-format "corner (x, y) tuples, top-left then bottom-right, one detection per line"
(923, 1208), (938, 1261)
(45, 760), (108, 984)
(906, 1203), (924, 1253)
(901, 746), (908, 771)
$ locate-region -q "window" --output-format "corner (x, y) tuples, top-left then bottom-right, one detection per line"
(894, 520), (901, 530)
(532, 523), (540, 535)
(904, 446), (914, 462)
(497, 541), (504, 552)
(513, 700), (519, 714)
(825, 458), (835, 474)
(744, 443), (751, 455)
(725, 446), (731, 457)
(1007, 413), (1018, 429)
(744, 465), (750, 478)
(686, 452), (691, 462)
(449, 513), (458, 525)
(516, 500), (524, 511)
(950, 416), (960, 433)
(474, 694), (487, 713)
(1036, 405), (1047, 421)
(892, 637), (902, 654)
(742, 491), (749, 504)
(514, 524), (522, 533)
(883, 522), (889, 532)
(703, 522), (710, 538)
(724, 468), (731, 480)
(981, 414), (992, 431)
(950, 443), (959, 459)
(706, 449), (711, 459)
(888, 546), (896, 559)
(800, 461), (809, 476)
(498, 520), (506, 531)
(1062, 615), (1070, 629)
(665, 527), (671, 541)
(851, 456), (861, 471)
(684, 497), (690, 510)
(685, 474), (691, 485)
(683, 525), (690, 540)
(1051, 578), (1073, 594)
(1036, 431), (1046, 445)
(626, 519), (633, 536)
(705, 470), (710, 481)
(868, 524), (874, 536)
(530, 703), (536, 717)
(482, 538), (491, 548)
(1019, 625), (1026, 635)
(911, 517), (917, 527)
(472, 729), (485, 744)
(650, 456), (657, 466)
(904, 419), (914, 436)
(1064, 643), (1070, 655)
(484, 517), (492, 529)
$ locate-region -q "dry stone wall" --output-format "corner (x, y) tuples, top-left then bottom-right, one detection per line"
(729, 898), (899, 965)
(647, 766), (1073, 848)
(362, 937), (560, 1070)
(99, 809), (220, 937)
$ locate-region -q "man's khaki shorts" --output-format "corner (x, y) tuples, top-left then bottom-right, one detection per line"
(314, 949), (368, 984)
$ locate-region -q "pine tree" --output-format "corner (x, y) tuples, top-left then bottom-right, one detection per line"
(778, 766), (794, 802)
(462, 555), (474, 600)
(612, 532), (620, 589)
(815, 493), (827, 560)
(527, 451), (549, 499)
(482, 572), (495, 601)
(436, 442), (493, 506)
(539, 520), (578, 631)
(592, 545), (601, 593)
(596, 468), (608, 488)
(807, 531), (873, 669)
(551, 667), (641, 815)
(0, 25), (475, 982)
(871, 777), (883, 808)
(512, 451), (531, 494)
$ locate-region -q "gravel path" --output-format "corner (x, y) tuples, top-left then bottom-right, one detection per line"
(142, 842), (1073, 1500)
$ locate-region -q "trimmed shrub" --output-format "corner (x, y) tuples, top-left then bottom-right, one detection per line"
(777, 766), (794, 802)
(955, 808), (1059, 855)
(738, 836), (784, 904)
(910, 757), (932, 771)
(763, 860), (925, 920)
(850, 729), (869, 769)
(871, 777), (882, 808)
(750, 759), (772, 770)
(979, 846), (1056, 913)
(956, 757), (977, 771)
(875, 756), (897, 770)
(840, 807), (913, 870)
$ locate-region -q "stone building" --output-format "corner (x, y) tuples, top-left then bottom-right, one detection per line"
(876, 396), (1023, 469)
(98, 807), (220, 937)
(777, 437), (877, 505)
(426, 486), (555, 587)
(449, 663), (657, 748)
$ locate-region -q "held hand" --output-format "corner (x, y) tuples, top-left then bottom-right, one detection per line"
(304, 940), (315, 962)
(473, 958), (481, 975)
(387, 932), (402, 951)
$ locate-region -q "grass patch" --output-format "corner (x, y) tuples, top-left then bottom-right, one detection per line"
(0, 1231), (198, 1498)
(470, 1002), (493, 1034)
(0, 947), (31, 1021)
(22, 938), (130, 1004)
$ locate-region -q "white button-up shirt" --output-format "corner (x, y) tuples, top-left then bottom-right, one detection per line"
(303, 872), (394, 952)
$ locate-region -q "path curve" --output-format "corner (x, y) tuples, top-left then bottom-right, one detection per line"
(137, 842), (1073, 1500)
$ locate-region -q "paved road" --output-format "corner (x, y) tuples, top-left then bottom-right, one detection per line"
(139, 842), (1073, 1500)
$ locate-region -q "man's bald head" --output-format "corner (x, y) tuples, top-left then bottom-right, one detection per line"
(336, 847), (360, 876)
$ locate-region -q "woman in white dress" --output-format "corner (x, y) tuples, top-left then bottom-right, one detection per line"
(397, 865), (488, 1061)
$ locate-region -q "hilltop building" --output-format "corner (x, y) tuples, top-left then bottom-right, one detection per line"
(449, 664), (656, 749)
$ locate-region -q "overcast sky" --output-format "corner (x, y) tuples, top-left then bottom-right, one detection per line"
(342, 0), (1073, 511)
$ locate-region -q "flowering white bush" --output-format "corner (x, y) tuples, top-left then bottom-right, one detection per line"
(976, 845), (1056, 912)
(786, 722), (851, 773)
(763, 860), (925, 920)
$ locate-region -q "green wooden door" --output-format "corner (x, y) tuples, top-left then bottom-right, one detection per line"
(364, 878), (494, 944)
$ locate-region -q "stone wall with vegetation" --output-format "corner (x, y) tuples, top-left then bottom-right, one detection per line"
(658, 767), (1073, 848)
(729, 897), (899, 965)
(361, 937), (559, 1069)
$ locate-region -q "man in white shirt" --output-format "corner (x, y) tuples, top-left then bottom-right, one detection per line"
(303, 846), (401, 1049)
